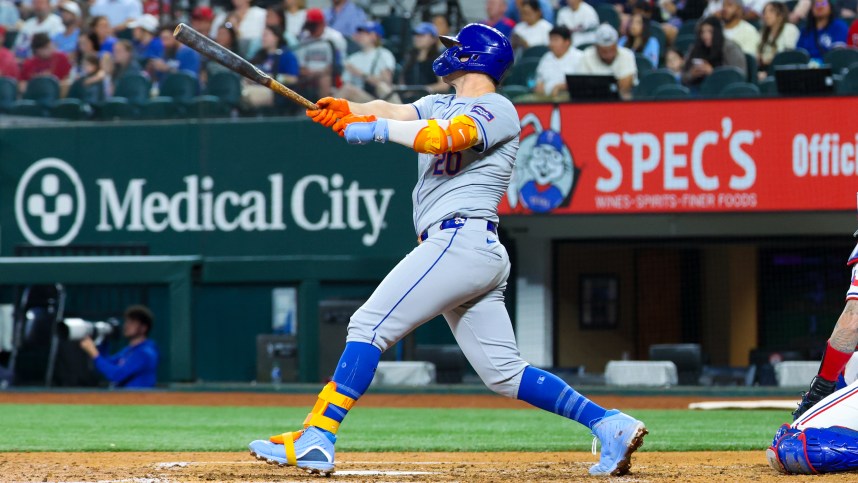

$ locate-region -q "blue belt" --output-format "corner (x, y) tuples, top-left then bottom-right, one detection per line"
(418, 218), (497, 243)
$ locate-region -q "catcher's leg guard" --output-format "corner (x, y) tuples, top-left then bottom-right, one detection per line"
(766, 424), (799, 473)
(774, 426), (858, 474)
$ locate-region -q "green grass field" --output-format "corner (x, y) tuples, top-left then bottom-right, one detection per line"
(0, 404), (787, 453)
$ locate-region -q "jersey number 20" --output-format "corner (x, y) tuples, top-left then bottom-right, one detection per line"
(432, 152), (462, 176)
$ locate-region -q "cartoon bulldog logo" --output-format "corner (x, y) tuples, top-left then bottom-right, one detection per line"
(507, 107), (579, 213)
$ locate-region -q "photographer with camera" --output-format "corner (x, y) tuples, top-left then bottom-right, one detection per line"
(78, 305), (159, 388)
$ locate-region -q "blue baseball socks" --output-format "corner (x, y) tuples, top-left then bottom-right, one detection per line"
(517, 365), (608, 429)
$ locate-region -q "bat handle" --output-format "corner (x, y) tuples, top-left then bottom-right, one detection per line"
(267, 79), (319, 110)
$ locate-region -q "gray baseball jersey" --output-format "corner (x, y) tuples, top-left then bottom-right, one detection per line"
(345, 92), (529, 398)
(409, 93), (521, 234)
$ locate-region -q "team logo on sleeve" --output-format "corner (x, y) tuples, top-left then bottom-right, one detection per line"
(507, 107), (579, 213)
(470, 105), (495, 122)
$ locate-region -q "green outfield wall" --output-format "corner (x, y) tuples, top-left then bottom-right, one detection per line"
(0, 118), (453, 383)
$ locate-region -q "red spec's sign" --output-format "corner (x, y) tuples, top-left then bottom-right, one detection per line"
(500, 98), (858, 215)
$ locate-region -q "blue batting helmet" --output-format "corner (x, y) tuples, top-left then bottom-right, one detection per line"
(432, 23), (514, 83)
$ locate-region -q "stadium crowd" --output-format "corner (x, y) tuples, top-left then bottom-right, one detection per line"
(0, 0), (855, 119)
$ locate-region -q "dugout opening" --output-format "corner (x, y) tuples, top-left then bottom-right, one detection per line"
(550, 237), (855, 379)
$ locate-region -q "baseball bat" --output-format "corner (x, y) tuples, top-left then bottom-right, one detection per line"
(173, 23), (318, 110)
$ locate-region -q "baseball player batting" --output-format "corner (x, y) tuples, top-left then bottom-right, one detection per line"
(767, 234), (858, 474)
(248, 24), (647, 477)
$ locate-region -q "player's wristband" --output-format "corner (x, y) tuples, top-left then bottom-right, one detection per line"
(344, 119), (388, 145)
(372, 118), (388, 143)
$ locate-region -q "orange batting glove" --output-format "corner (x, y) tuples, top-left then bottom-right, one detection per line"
(306, 97), (351, 128)
(333, 114), (378, 137)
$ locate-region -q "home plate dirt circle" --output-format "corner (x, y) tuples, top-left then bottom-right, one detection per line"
(2, 451), (857, 482)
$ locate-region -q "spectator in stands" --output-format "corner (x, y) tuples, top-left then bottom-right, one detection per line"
(216, 22), (239, 53)
(200, 22), (238, 85)
(506, 0), (555, 24)
(0, 26), (18, 78)
(511, 0), (553, 49)
(722, 0), (761, 55)
(150, 24), (201, 80)
(265, 7), (298, 47)
(619, 12), (660, 66)
(484, 0), (516, 38)
(142, 0), (168, 17)
(757, 2), (799, 77)
(74, 32), (97, 78)
(849, 12), (858, 45)
(325, 0), (367, 37)
(53, 1), (81, 56)
(243, 24), (298, 108)
(294, 8), (338, 98)
(284, 0), (306, 39)
(14, 0), (64, 59)
(90, 0), (142, 34)
(79, 305), (159, 389)
(703, 0), (724, 18)
(129, 14), (162, 69)
(557, 0), (600, 48)
(20, 33), (71, 91)
(399, 22), (447, 93)
(797, 0), (848, 62)
(630, 0), (680, 46)
(743, 0), (769, 20)
(665, 47), (684, 78)
(433, 13), (450, 39)
(301, 8), (346, 63)
(788, 0), (852, 23)
(79, 53), (107, 100)
(656, 0), (705, 31)
(682, 16), (747, 87)
(533, 26), (582, 99)
(578, 24), (638, 98)
(191, 6), (215, 38)
(250, 25), (298, 84)
(841, 0), (858, 19)
(211, 0), (267, 53)
(660, 0), (709, 26)
(339, 21), (396, 102)
(266, 7), (286, 33)
(91, 16), (118, 57)
(432, 14), (451, 51)
(0, 0), (19, 30)
(109, 39), (140, 86)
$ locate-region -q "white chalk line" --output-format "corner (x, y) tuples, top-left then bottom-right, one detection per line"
(155, 462), (438, 476)
(153, 459), (548, 466)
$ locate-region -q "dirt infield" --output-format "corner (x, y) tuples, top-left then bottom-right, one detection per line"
(2, 392), (818, 481)
(1, 451), (853, 482)
(0, 391), (799, 409)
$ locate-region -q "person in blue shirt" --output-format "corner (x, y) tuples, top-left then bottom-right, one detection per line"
(79, 305), (159, 389)
(619, 12), (660, 67)
(150, 23), (201, 81)
(248, 24), (299, 111)
(325, 0), (367, 37)
(250, 25), (299, 82)
(485, 0), (516, 38)
(52, 1), (81, 55)
(91, 15), (118, 57)
(797, 0), (848, 61)
(130, 14), (163, 69)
